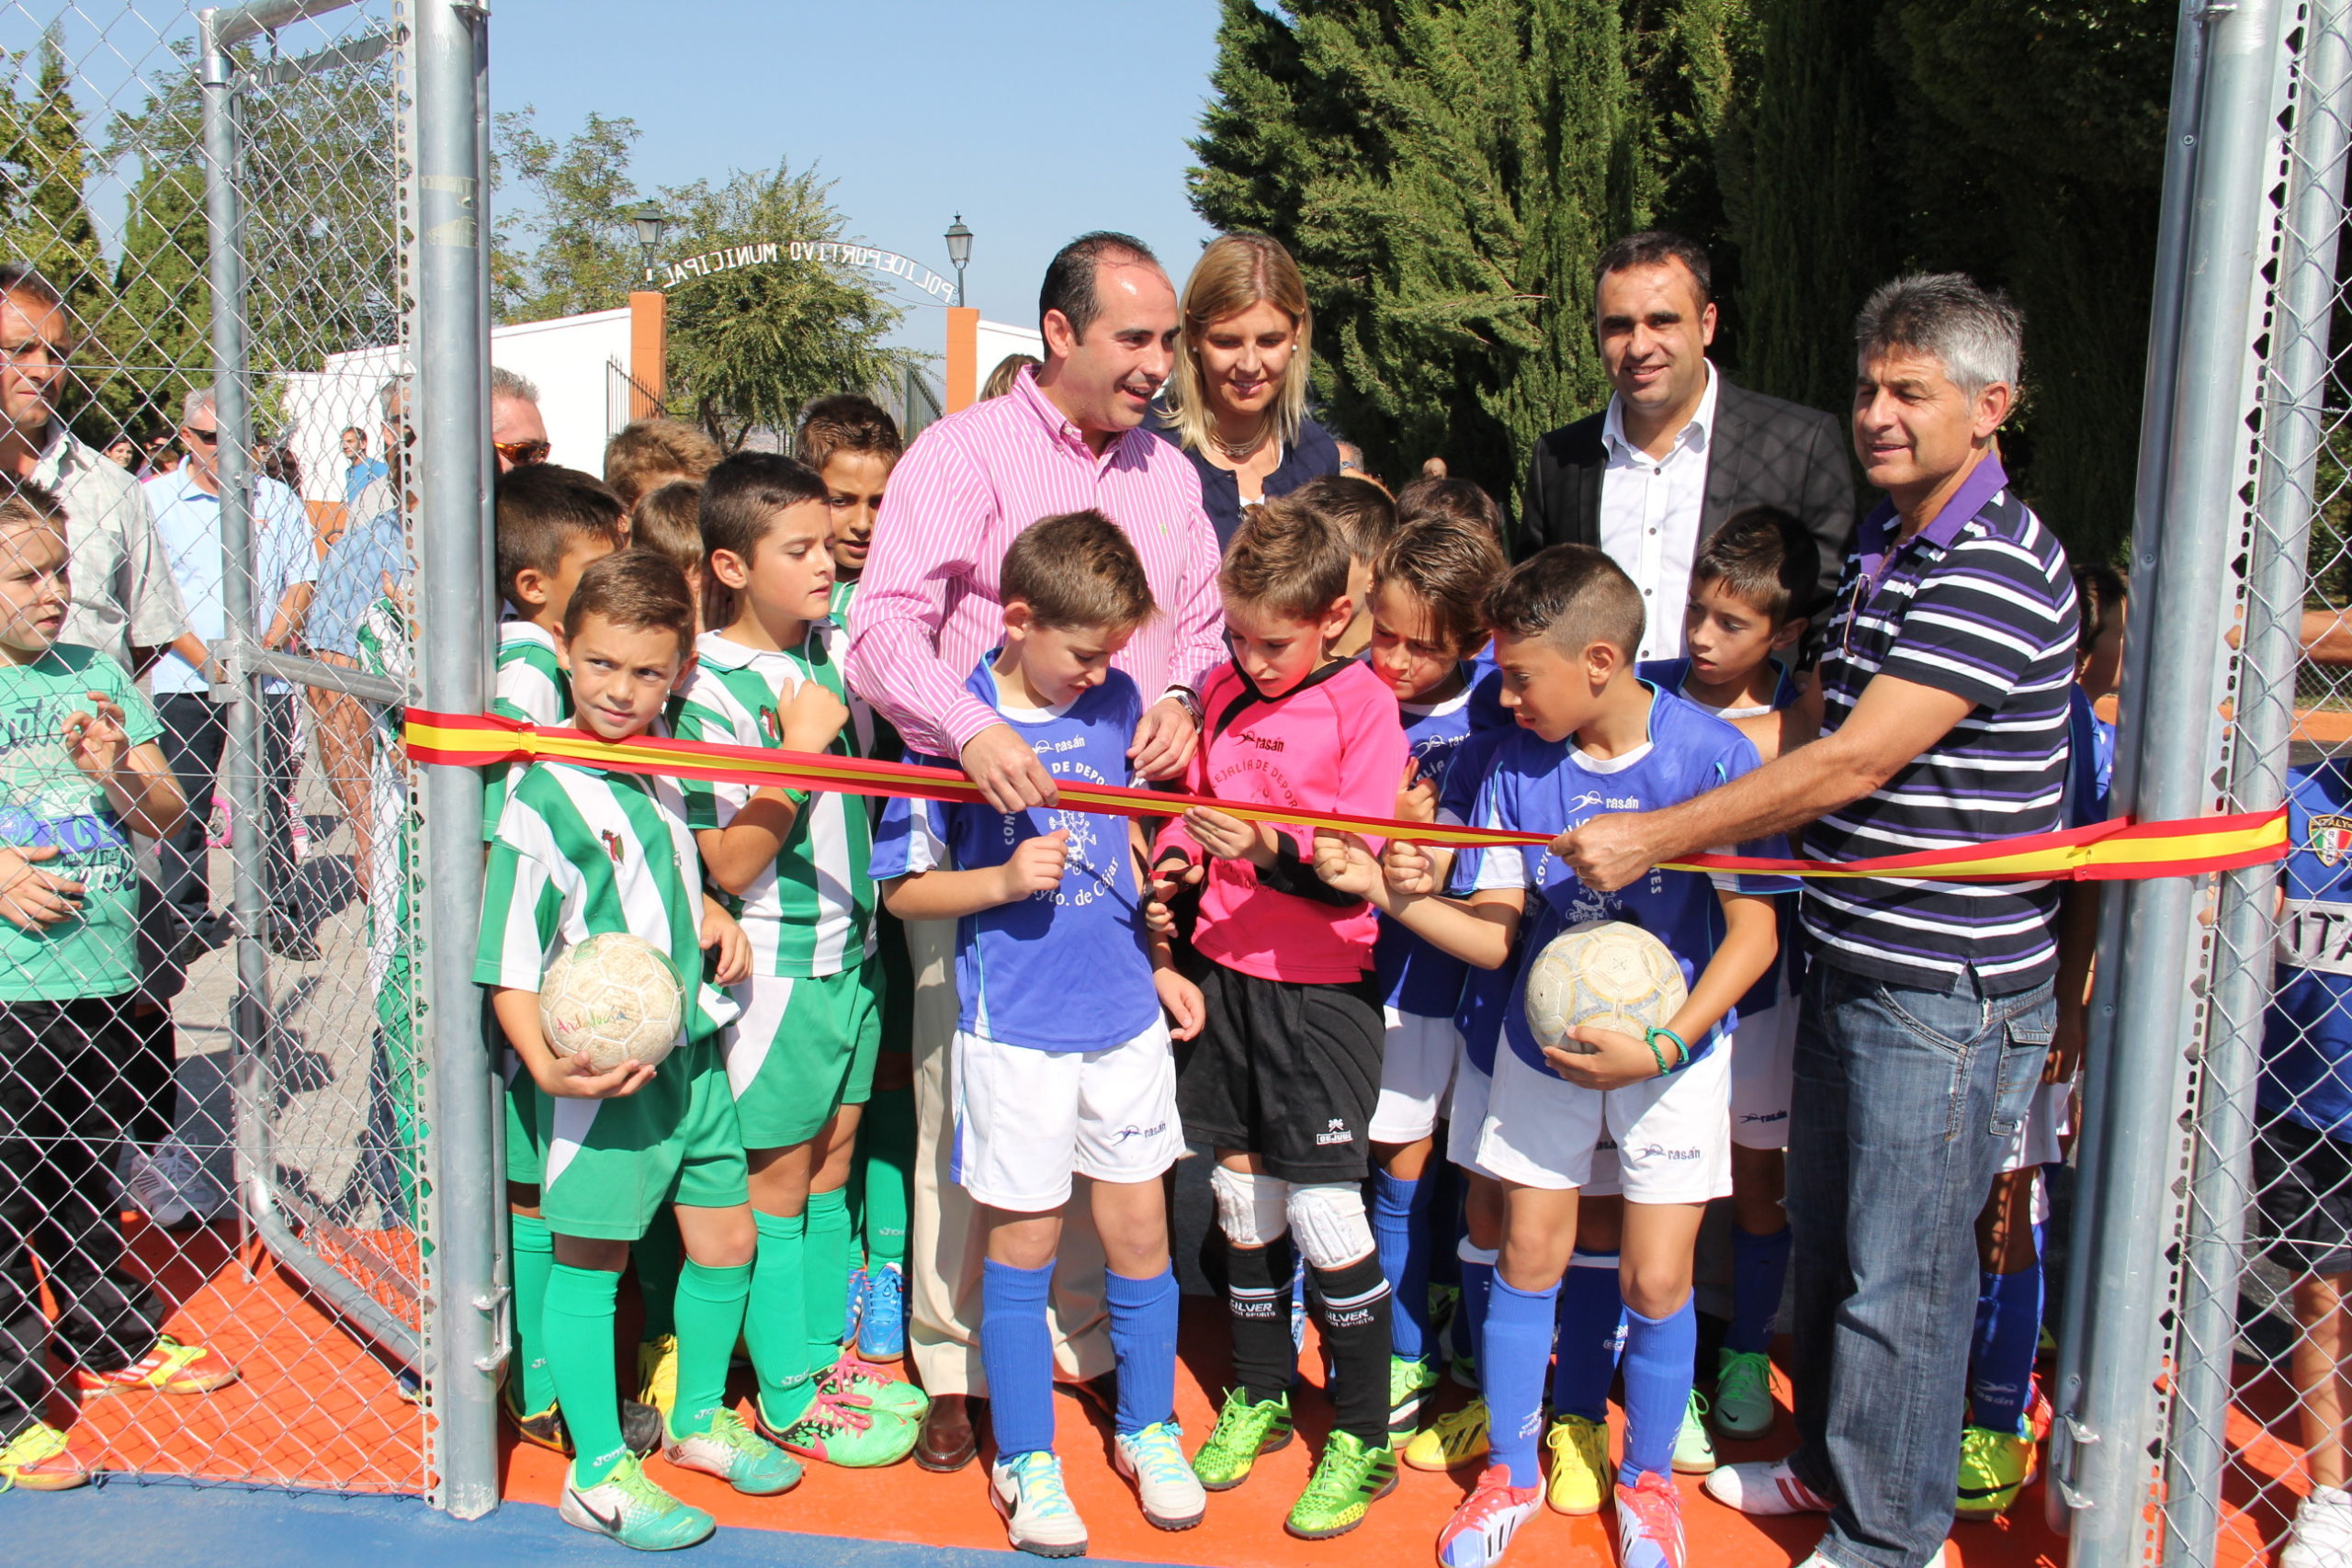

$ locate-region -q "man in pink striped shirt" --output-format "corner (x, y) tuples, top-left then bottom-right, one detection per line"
(845, 231), (1226, 1472)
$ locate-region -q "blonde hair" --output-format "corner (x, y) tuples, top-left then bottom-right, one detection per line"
(1163, 232), (1313, 457)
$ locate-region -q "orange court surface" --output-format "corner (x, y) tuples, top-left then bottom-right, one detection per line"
(35, 1211), (2302, 1567)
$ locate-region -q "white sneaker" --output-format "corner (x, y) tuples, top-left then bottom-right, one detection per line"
(990, 1450), (1089, 1558)
(118, 1145), (191, 1228)
(2284, 1485), (2352, 1568)
(1793, 1552), (1946, 1568)
(1702, 1457), (1834, 1516)
(155, 1135), (228, 1220)
(1114, 1421), (1205, 1530)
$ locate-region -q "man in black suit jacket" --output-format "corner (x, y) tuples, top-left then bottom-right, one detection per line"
(1516, 232), (1855, 652)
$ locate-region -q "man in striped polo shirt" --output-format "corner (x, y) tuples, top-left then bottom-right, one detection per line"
(1560, 275), (2079, 1568)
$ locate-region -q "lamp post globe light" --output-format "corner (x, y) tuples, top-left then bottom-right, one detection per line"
(944, 214), (973, 308)
(633, 202), (671, 283)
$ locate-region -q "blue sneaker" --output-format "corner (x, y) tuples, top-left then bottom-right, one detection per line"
(859, 1260), (906, 1362)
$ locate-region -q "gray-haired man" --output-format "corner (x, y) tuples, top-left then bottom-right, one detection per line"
(1559, 276), (2083, 1568)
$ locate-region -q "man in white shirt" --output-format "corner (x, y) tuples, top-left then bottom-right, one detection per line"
(145, 387), (319, 959)
(1517, 232), (1854, 658)
(0, 263), (187, 667)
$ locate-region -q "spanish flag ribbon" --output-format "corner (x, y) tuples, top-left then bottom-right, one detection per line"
(403, 709), (2287, 884)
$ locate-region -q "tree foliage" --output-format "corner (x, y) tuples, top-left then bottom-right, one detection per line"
(492, 108), (913, 449)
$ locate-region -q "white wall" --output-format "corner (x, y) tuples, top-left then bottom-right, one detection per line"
(276, 307), (634, 506)
(974, 318), (1044, 388)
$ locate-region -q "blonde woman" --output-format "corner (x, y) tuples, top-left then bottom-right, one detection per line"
(1153, 231), (1340, 547)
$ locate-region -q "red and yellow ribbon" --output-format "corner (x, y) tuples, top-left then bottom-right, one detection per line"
(403, 709), (2287, 884)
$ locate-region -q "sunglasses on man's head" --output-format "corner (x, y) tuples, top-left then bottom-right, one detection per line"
(494, 438), (551, 467)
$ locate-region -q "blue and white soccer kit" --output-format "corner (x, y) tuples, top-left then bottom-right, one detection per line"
(869, 660), (1176, 1211)
(1467, 686), (1794, 1200)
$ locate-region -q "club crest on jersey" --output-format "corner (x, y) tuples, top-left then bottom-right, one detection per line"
(2312, 814), (2352, 866)
(760, 706), (782, 744)
(601, 829), (625, 863)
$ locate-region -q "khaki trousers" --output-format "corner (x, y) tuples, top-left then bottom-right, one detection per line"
(904, 918), (1115, 1395)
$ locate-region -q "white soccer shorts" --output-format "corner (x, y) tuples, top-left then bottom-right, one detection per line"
(1728, 1001), (1799, 1152)
(950, 1020), (1182, 1213)
(1478, 1035), (1733, 1203)
(1446, 1052), (1502, 1181)
(1371, 1007), (1463, 1145)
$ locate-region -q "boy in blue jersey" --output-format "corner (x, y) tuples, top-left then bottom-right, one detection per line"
(2261, 756), (2352, 1568)
(1317, 545), (1789, 1568)
(871, 513), (1208, 1557)
(1634, 507), (1818, 1460)
(1361, 515), (1512, 1440)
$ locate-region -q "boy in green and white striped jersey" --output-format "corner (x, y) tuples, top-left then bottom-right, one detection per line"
(485, 466), (628, 1457)
(480, 550), (796, 1551)
(672, 455), (924, 1469)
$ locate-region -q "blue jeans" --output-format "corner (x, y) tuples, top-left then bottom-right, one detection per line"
(1785, 959), (2053, 1568)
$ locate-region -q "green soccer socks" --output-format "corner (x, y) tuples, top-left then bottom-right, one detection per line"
(857, 1083), (913, 1268)
(671, 1258), (753, 1438)
(804, 1186), (854, 1361)
(511, 1213), (558, 1414)
(544, 1263), (628, 1483)
(748, 1210), (817, 1427)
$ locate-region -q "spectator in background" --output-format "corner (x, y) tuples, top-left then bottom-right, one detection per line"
(341, 424), (386, 505)
(143, 387), (319, 960)
(490, 366), (549, 472)
(1517, 231), (1854, 660)
(603, 415), (721, 512)
(0, 263), (186, 671)
(1334, 438), (1383, 492)
(980, 353), (1040, 401)
(628, 479), (707, 617)
(1150, 231), (1339, 549)
(140, 431), (178, 479)
(104, 434), (137, 470)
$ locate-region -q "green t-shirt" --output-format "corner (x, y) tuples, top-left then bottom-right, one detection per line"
(0, 643), (163, 1000)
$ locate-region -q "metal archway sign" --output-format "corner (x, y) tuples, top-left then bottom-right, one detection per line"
(650, 240), (956, 304)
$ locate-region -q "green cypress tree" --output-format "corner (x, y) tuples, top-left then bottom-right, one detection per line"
(8, 28), (113, 440)
(103, 162), (209, 439)
(1191, 0), (1668, 507)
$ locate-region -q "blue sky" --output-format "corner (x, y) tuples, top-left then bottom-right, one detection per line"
(9, 1), (1231, 357)
(486, 0), (1226, 337)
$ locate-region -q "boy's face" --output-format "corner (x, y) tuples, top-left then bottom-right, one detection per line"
(556, 612), (688, 741)
(1492, 627), (1612, 744)
(716, 501), (834, 628)
(2079, 604), (2127, 699)
(1003, 603), (1136, 707)
(821, 451), (893, 576)
(0, 522), (68, 660)
(1682, 577), (1799, 688)
(527, 536), (618, 626)
(1227, 595), (1351, 702)
(1366, 579), (1462, 702)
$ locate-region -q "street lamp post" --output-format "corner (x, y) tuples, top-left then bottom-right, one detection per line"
(944, 215), (972, 309)
(633, 202), (672, 284)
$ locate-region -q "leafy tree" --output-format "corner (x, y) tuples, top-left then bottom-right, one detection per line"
(96, 163), (207, 441)
(492, 107), (646, 322)
(661, 164), (913, 449)
(3, 29), (117, 443)
(1190, 0), (1668, 507)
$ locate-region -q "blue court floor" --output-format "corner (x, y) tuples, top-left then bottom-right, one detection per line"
(0, 1483), (1193, 1568)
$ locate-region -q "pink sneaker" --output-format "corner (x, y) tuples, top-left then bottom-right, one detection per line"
(1614, 1471), (1686, 1568)
(1438, 1464), (1542, 1567)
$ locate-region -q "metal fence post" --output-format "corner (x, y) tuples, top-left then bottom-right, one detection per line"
(2057, 1), (2292, 1561)
(2160, 8), (2352, 1562)
(412, 0), (501, 1519)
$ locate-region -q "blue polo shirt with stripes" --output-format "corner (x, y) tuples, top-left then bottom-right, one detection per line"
(1801, 456), (2078, 994)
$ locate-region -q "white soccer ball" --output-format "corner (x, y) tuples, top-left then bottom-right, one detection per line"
(538, 931), (685, 1072)
(1523, 919), (1689, 1056)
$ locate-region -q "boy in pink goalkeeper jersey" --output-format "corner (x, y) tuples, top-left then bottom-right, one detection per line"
(1149, 495), (1410, 1540)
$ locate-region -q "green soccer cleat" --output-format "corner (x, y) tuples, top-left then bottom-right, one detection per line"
(662, 1406), (801, 1496)
(816, 1349), (930, 1422)
(1674, 1390), (1718, 1474)
(559, 1453), (716, 1551)
(1713, 1348), (1777, 1440)
(1405, 1396), (1492, 1472)
(1389, 1353), (1442, 1442)
(1956, 1420), (2037, 1517)
(758, 1386), (919, 1469)
(1191, 1388), (1294, 1492)
(1284, 1429), (1399, 1540)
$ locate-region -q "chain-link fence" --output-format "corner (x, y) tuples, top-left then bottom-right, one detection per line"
(0, 0), (494, 1508)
